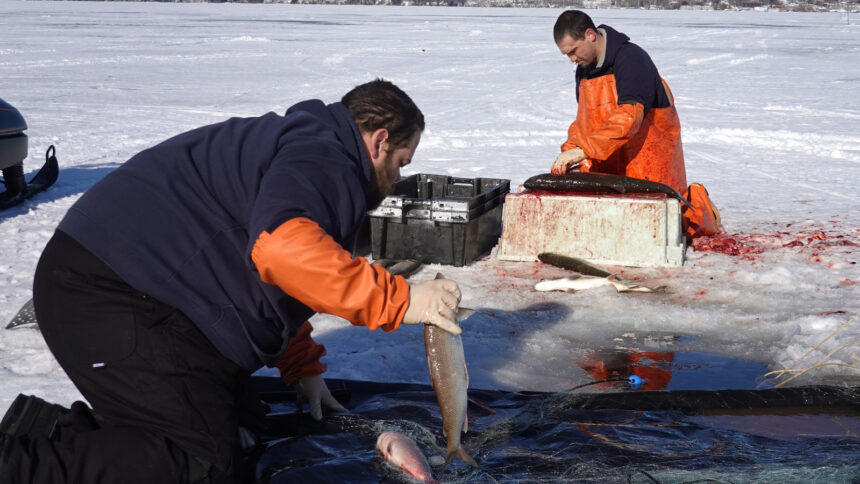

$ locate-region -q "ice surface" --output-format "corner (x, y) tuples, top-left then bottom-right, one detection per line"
(0, 2), (857, 410)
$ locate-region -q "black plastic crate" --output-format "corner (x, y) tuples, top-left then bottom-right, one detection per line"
(367, 174), (510, 267)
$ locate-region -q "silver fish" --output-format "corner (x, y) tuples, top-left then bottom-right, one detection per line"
(424, 276), (478, 469)
(376, 431), (437, 484)
(534, 274), (665, 293)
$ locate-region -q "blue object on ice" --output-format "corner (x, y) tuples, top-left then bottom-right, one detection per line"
(627, 375), (644, 389)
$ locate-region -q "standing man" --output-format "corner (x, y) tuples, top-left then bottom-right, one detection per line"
(550, 10), (720, 240)
(550, 10), (687, 194)
(0, 79), (462, 483)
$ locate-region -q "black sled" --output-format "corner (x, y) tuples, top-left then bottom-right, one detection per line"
(1, 97), (59, 210)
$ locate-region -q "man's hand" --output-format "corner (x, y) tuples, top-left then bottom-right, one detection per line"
(295, 374), (349, 421)
(402, 279), (462, 335)
(551, 147), (586, 174)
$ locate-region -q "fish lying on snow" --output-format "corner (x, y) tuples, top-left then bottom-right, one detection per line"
(535, 274), (665, 293)
(523, 172), (693, 209)
(376, 431), (438, 484)
(424, 274), (479, 470)
(538, 252), (613, 278)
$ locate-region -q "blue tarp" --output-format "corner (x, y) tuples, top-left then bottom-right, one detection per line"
(251, 378), (860, 483)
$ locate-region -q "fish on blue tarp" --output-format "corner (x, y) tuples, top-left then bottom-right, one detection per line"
(376, 431), (438, 484)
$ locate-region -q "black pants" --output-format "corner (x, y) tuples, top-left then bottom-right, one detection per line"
(0, 230), (264, 483)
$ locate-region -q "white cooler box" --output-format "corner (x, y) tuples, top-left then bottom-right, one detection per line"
(497, 191), (685, 267)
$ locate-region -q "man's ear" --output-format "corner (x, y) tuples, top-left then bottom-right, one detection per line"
(368, 128), (389, 160)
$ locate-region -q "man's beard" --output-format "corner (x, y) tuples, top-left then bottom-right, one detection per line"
(365, 167), (388, 210)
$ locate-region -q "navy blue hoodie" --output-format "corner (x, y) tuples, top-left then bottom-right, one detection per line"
(59, 100), (372, 370)
(576, 25), (672, 112)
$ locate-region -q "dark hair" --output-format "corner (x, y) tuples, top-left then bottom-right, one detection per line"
(342, 78), (425, 149)
(553, 10), (597, 43)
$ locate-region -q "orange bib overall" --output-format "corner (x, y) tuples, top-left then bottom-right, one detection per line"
(562, 76), (720, 240)
(562, 75), (687, 194)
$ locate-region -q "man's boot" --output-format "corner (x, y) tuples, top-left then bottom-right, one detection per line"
(0, 394), (98, 441)
(0, 394), (68, 439)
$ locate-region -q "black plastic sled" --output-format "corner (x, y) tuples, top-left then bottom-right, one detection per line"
(0, 145), (59, 210)
(6, 298), (36, 330)
(1, 97), (59, 210)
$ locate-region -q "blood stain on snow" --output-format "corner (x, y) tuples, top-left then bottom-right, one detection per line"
(691, 225), (859, 263)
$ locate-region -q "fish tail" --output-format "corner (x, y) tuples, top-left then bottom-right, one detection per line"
(444, 446), (478, 469)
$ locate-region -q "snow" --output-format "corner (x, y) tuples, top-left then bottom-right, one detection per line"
(0, 1), (858, 412)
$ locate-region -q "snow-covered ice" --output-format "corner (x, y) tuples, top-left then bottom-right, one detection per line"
(0, 1), (858, 411)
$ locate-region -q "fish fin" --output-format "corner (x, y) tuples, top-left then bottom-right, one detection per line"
(566, 275), (583, 293)
(443, 447), (477, 472)
(456, 307), (476, 323)
(616, 284), (663, 293)
(463, 361), (469, 389)
(455, 446), (479, 468)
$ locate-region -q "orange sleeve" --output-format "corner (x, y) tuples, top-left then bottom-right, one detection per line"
(276, 320), (327, 386)
(561, 120), (580, 152)
(572, 102), (645, 161)
(251, 216), (410, 331)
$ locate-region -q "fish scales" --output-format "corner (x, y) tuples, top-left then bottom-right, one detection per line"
(424, 275), (478, 469)
(523, 172), (693, 209)
(424, 324), (478, 469)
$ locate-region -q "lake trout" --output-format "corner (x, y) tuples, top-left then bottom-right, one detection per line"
(523, 172), (693, 209)
(376, 431), (438, 484)
(424, 274), (478, 470)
